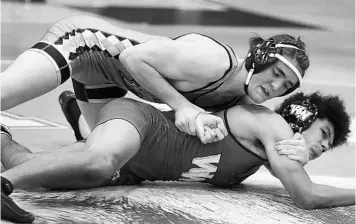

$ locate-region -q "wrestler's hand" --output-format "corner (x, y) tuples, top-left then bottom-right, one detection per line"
(275, 133), (309, 166)
(195, 113), (228, 144)
(175, 107), (205, 136)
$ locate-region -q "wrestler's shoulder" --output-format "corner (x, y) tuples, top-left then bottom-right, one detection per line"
(245, 104), (291, 134)
(143, 33), (225, 52)
(230, 104), (290, 139)
(232, 104), (271, 113)
(229, 104), (282, 125)
(173, 32), (224, 44)
(247, 104), (285, 122)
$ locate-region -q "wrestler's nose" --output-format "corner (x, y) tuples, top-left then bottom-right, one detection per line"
(270, 79), (284, 94)
(321, 140), (329, 152)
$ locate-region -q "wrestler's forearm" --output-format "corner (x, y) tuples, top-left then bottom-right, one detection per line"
(121, 57), (201, 112)
(1, 151), (107, 190)
(309, 184), (355, 209)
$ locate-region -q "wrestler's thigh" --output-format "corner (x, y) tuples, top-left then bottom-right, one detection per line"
(77, 100), (108, 130)
(84, 118), (141, 173)
(84, 98), (151, 156)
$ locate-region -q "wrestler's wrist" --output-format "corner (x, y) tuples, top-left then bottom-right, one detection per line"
(173, 99), (203, 112)
(195, 111), (207, 120)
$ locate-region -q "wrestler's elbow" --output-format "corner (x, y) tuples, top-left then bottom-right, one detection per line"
(273, 163), (314, 209)
(294, 196), (314, 210)
(290, 183), (314, 210)
(83, 152), (116, 186)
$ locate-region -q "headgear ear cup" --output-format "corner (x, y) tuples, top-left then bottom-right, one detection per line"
(244, 39), (304, 97)
(280, 99), (318, 133)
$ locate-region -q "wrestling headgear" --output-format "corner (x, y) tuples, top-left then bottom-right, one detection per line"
(280, 99), (318, 133)
(244, 39), (305, 96)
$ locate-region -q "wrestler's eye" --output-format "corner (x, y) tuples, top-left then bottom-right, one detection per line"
(321, 129), (326, 137)
(273, 70), (279, 77)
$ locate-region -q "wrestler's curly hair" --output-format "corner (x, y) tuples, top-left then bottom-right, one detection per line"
(248, 34), (310, 78)
(275, 92), (351, 149)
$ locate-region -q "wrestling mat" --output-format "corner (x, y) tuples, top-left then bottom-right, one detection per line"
(1, 1), (355, 223)
(2, 176), (355, 224)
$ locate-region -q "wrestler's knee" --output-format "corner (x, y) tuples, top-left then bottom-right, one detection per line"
(82, 152), (116, 186)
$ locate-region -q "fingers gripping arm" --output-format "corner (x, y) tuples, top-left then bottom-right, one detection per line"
(195, 113), (228, 144)
(275, 133), (309, 166)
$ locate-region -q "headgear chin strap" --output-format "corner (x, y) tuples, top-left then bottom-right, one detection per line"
(244, 64), (255, 94)
(244, 40), (304, 97)
(280, 99), (318, 133)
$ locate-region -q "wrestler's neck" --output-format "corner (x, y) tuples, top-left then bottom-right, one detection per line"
(220, 58), (248, 96)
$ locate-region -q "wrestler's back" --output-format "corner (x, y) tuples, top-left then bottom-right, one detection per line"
(121, 109), (266, 186)
(38, 15), (239, 107)
(42, 16), (237, 107)
(173, 34), (241, 110)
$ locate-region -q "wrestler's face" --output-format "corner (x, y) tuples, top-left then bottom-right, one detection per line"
(247, 57), (301, 103)
(302, 118), (335, 161)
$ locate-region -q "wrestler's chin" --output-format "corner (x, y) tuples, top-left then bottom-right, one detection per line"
(249, 88), (268, 104)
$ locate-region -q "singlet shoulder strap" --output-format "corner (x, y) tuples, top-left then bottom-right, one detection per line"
(224, 109), (268, 162)
(174, 33), (238, 94)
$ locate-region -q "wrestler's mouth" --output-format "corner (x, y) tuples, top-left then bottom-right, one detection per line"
(310, 145), (323, 159)
(261, 86), (270, 97)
